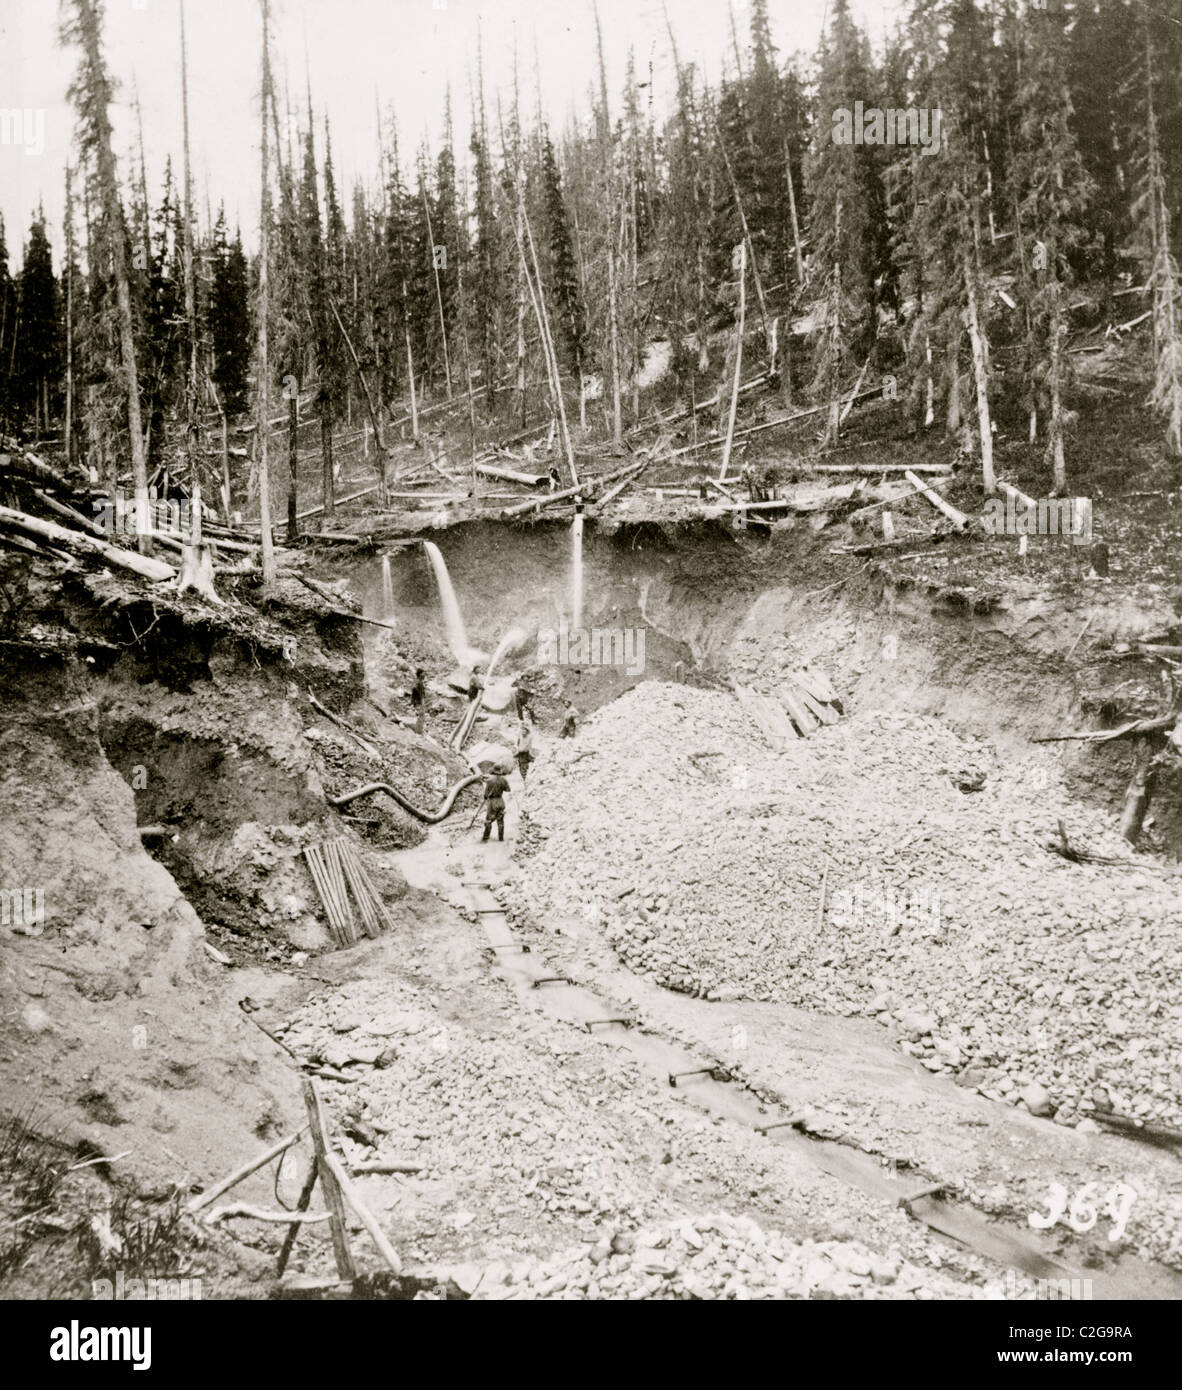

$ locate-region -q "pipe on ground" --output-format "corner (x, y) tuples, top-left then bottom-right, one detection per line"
(328, 773), (482, 823)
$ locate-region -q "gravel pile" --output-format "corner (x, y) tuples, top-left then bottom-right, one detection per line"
(516, 683), (1182, 1128)
(451, 1212), (987, 1300)
(279, 974), (992, 1297)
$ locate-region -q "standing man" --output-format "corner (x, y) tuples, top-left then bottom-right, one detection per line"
(514, 720), (533, 780)
(410, 667), (426, 733)
(548, 466), (561, 493)
(560, 699), (577, 739)
(514, 679), (533, 722)
(467, 665), (483, 704)
(480, 767), (511, 842)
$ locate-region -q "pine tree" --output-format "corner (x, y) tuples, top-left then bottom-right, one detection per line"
(539, 130), (586, 388)
(1012, 0), (1092, 493)
(60, 0), (150, 548)
(209, 212), (250, 417)
(896, 0), (997, 489)
(16, 212), (60, 435)
(1069, 0), (1136, 311)
(1135, 12), (1182, 455)
(0, 214), (16, 431)
(320, 120), (350, 509)
(807, 0), (881, 444)
(470, 71), (503, 412)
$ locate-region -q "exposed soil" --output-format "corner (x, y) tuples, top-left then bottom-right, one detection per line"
(2, 422), (1181, 1299)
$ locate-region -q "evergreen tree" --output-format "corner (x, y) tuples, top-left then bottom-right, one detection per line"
(1012, 0), (1092, 493)
(209, 209), (250, 415)
(0, 215), (16, 430)
(60, 0), (150, 541)
(539, 130), (586, 383)
(807, 0), (882, 442)
(1134, 10), (1182, 455)
(16, 212), (61, 434)
(470, 81), (503, 410)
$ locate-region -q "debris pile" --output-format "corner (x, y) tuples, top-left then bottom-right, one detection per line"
(516, 683), (1182, 1129)
(455, 1214), (987, 1300)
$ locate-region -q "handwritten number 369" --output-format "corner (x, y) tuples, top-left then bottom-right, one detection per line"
(1028, 1182), (1136, 1241)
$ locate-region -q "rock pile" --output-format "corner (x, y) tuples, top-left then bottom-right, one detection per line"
(450, 1213), (987, 1300)
(516, 683), (1182, 1128)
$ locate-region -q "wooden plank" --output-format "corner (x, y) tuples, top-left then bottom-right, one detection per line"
(301, 1076), (357, 1284)
(779, 685), (820, 736)
(188, 1127), (308, 1214)
(322, 1149), (402, 1275)
(789, 666), (838, 706)
(276, 1160), (319, 1277)
(794, 683), (839, 726)
(755, 692), (799, 744)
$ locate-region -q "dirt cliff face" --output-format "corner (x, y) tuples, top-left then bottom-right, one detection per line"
(0, 679), (299, 1187)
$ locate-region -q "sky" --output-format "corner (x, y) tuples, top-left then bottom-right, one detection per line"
(0, 0), (901, 267)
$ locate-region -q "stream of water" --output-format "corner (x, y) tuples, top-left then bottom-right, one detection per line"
(422, 540), (473, 665)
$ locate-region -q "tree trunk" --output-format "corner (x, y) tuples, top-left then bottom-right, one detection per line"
(287, 389), (298, 542)
(74, 3), (148, 548)
(421, 185), (452, 398)
(607, 242), (624, 445)
(1047, 272), (1067, 494)
(784, 140), (805, 288)
(321, 412), (335, 518)
(180, 0), (200, 531)
(257, 0), (276, 589)
(963, 239), (995, 493)
(1119, 745), (1163, 845)
(719, 245), (746, 482)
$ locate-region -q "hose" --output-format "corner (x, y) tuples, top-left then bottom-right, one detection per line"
(328, 773), (483, 823)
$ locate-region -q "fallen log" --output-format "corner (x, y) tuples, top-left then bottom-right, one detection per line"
(1032, 711), (1179, 744)
(903, 470), (970, 531)
(32, 488), (109, 537)
(589, 461), (650, 512)
(995, 479), (1037, 511)
(668, 388), (882, 459)
(500, 460), (641, 518)
(0, 444), (76, 491)
(805, 462), (951, 475)
(0, 531), (76, 565)
(292, 573), (400, 633)
(0, 503), (176, 582)
(1091, 1110), (1182, 1148)
(475, 462), (545, 487)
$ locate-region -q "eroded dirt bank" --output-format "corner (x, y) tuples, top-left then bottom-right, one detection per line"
(2, 518), (1180, 1298)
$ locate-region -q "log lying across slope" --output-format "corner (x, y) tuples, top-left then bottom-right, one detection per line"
(0, 503), (176, 582)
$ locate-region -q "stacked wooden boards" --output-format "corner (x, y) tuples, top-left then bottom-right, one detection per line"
(731, 666), (843, 750)
(303, 837), (395, 947)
